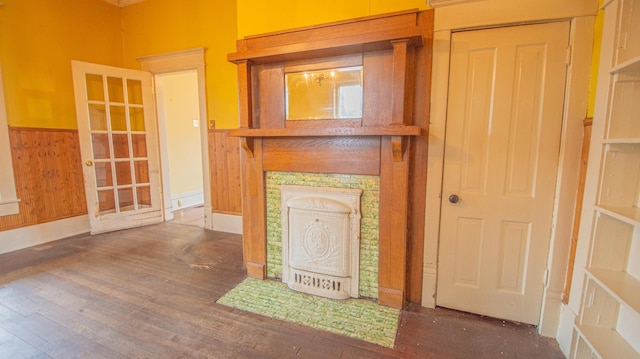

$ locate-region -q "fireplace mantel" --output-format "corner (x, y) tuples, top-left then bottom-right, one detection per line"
(227, 9), (434, 309)
(230, 125), (423, 161)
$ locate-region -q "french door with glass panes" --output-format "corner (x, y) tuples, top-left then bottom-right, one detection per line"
(72, 61), (162, 234)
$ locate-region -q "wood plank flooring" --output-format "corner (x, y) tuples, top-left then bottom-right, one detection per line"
(0, 223), (564, 358)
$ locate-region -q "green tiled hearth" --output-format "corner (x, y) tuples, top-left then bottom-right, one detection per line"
(265, 172), (380, 299)
(217, 278), (399, 348)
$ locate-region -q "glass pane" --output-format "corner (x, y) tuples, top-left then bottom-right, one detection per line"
(127, 79), (143, 105)
(86, 74), (104, 101)
(115, 161), (132, 186)
(129, 107), (145, 132)
(112, 134), (130, 158)
(92, 134), (111, 159)
(132, 134), (147, 157)
(95, 162), (113, 187)
(118, 188), (134, 212)
(134, 160), (149, 184)
(110, 105), (127, 131)
(98, 189), (116, 214)
(88, 104), (107, 131)
(107, 76), (124, 103)
(137, 186), (152, 208)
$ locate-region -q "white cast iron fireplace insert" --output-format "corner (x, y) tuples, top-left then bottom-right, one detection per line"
(280, 185), (362, 299)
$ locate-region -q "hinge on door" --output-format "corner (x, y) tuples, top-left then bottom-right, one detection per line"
(566, 46), (573, 66)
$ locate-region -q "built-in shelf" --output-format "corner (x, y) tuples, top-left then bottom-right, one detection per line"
(603, 138), (640, 144)
(596, 205), (640, 227)
(576, 324), (640, 359)
(229, 125), (423, 138)
(586, 268), (640, 315)
(572, 1), (640, 357)
(611, 55), (640, 75)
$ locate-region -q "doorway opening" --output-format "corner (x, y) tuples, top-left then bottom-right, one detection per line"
(155, 70), (204, 226)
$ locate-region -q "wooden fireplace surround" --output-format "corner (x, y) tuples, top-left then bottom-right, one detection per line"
(228, 9), (433, 308)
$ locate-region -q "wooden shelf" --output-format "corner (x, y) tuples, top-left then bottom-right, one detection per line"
(587, 268), (640, 315)
(228, 125), (423, 138)
(228, 28), (423, 65)
(575, 324), (640, 359)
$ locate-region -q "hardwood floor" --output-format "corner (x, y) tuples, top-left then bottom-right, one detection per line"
(170, 206), (205, 228)
(0, 223), (563, 358)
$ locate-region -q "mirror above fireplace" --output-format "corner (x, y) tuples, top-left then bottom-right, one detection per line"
(285, 66), (363, 121)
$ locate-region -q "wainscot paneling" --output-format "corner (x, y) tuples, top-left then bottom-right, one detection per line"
(0, 127), (87, 231)
(208, 130), (242, 215)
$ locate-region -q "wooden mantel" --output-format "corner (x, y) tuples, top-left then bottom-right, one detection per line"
(227, 9), (433, 309)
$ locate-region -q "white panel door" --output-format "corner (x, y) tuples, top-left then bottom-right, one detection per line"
(72, 61), (163, 234)
(436, 22), (570, 324)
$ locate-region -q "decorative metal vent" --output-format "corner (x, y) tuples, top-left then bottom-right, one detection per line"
(289, 268), (350, 299)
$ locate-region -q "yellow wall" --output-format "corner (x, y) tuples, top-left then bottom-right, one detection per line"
(237, 0), (429, 39)
(120, 0), (239, 129)
(0, 0), (123, 129)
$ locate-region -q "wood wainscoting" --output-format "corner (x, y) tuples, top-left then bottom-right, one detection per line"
(0, 127), (87, 231)
(208, 129), (242, 215)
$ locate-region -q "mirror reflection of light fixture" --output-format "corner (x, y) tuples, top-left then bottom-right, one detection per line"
(304, 70), (336, 86)
(286, 66), (363, 120)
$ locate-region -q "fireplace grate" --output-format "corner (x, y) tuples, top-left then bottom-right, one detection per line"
(289, 268), (350, 300)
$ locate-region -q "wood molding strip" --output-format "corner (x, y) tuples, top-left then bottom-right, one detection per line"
(562, 117), (593, 304)
(229, 125), (422, 138)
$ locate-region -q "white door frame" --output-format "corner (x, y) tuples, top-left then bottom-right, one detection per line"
(137, 48), (212, 228)
(423, 4), (595, 337)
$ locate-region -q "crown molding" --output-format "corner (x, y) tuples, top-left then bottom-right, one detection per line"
(102, 0), (144, 7)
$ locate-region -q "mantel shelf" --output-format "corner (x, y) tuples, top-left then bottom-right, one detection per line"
(230, 126), (422, 161)
(229, 125), (423, 138)
(228, 28), (423, 64)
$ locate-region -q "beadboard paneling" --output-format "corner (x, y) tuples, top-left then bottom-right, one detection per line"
(0, 127), (87, 231)
(208, 130), (242, 215)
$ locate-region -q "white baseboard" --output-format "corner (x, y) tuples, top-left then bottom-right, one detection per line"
(210, 213), (242, 234)
(171, 190), (204, 211)
(421, 264), (437, 308)
(0, 215), (90, 255)
(539, 289), (563, 337)
(557, 303), (577, 357)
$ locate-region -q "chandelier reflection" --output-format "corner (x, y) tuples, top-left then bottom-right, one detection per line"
(304, 70), (336, 86)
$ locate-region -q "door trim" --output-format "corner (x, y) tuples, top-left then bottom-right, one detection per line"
(423, 17), (595, 336)
(138, 48), (212, 228)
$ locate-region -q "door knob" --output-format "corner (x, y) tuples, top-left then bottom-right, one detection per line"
(85, 160), (93, 166)
(448, 194), (460, 204)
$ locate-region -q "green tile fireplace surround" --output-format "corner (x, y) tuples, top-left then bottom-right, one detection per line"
(265, 171), (380, 299)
